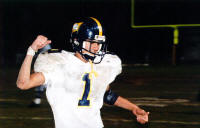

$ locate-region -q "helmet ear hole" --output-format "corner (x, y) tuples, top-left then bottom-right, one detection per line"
(74, 40), (79, 46)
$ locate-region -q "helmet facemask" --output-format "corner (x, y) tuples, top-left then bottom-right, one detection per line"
(80, 38), (107, 64)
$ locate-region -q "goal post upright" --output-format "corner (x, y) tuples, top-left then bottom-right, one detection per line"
(131, 0), (200, 65)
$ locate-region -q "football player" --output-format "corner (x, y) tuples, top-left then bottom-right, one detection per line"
(16, 17), (149, 128)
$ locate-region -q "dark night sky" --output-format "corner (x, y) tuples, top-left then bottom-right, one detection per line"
(1, 0), (200, 66)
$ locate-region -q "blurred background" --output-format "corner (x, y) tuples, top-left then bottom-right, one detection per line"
(1, 0), (200, 67)
(1, 0), (200, 128)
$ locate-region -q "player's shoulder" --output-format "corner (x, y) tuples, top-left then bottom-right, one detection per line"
(34, 50), (73, 72)
(103, 52), (121, 65)
(39, 49), (73, 58)
(37, 49), (62, 59)
(36, 49), (73, 65)
(100, 52), (122, 79)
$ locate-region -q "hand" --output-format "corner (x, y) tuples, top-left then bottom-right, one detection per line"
(31, 35), (51, 52)
(132, 107), (150, 124)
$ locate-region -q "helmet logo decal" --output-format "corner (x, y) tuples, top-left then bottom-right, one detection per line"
(72, 22), (83, 32)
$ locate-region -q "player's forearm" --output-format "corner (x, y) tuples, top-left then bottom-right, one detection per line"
(16, 54), (33, 90)
(114, 96), (139, 112)
(17, 36), (51, 90)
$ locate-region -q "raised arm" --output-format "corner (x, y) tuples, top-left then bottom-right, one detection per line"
(16, 35), (51, 90)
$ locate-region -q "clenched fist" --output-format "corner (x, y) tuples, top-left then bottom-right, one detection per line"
(31, 35), (51, 52)
(133, 107), (150, 124)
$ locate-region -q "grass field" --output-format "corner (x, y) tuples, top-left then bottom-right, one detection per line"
(0, 65), (200, 128)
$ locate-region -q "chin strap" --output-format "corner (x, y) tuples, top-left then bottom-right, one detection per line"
(89, 60), (98, 79)
(83, 53), (95, 62)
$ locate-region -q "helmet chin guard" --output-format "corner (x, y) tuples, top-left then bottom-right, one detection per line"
(82, 53), (96, 62)
(70, 17), (107, 64)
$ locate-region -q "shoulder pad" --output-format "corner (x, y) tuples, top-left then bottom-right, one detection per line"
(47, 49), (62, 53)
(106, 51), (116, 55)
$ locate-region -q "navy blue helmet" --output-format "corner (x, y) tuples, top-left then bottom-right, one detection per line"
(70, 17), (107, 63)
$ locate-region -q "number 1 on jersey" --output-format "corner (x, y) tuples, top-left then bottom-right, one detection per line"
(78, 73), (91, 106)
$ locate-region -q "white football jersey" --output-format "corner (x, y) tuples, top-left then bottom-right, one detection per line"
(34, 50), (122, 128)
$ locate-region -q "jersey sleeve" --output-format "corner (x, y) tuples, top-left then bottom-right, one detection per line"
(106, 54), (122, 84)
(34, 52), (63, 85)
